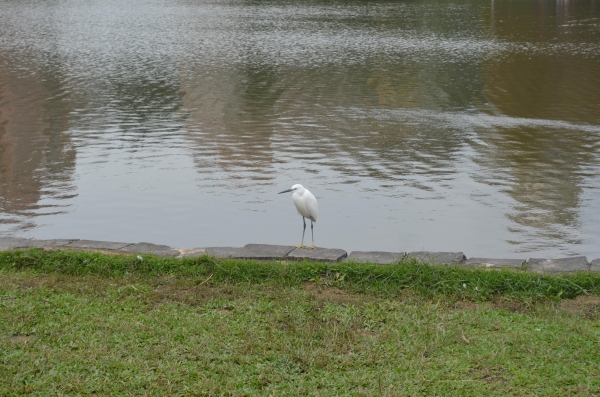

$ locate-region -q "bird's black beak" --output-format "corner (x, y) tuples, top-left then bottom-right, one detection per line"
(278, 189), (293, 194)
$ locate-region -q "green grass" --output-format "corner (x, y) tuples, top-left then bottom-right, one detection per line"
(1, 249), (600, 395)
(1, 249), (600, 301)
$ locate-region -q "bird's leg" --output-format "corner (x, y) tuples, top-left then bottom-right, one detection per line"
(294, 217), (307, 249)
(308, 220), (316, 249)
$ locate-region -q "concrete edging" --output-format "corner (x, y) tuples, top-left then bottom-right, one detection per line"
(0, 237), (598, 272)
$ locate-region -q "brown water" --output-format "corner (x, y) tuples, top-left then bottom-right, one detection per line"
(1, 0), (599, 258)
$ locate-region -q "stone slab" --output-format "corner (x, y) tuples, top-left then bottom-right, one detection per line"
(465, 258), (526, 269)
(66, 240), (132, 250)
(28, 239), (79, 248)
(286, 247), (348, 262)
(591, 259), (600, 272)
(206, 247), (246, 259)
(241, 244), (296, 259)
(0, 237), (33, 251)
(119, 242), (180, 257)
(527, 256), (589, 273)
(206, 245), (295, 260)
(347, 251), (406, 264)
(0, 237), (81, 251)
(407, 251), (466, 264)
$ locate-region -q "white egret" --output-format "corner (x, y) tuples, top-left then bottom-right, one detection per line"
(278, 184), (318, 249)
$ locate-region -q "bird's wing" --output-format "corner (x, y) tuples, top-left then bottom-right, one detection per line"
(306, 194), (318, 222)
(293, 193), (310, 219)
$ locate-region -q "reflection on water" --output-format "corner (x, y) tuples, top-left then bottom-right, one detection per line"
(0, 0), (599, 258)
(0, 60), (76, 223)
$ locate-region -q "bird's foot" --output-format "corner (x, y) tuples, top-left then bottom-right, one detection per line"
(308, 245), (317, 250)
(294, 244), (307, 249)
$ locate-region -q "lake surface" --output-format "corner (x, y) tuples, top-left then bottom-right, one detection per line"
(1, 0), (599, 258)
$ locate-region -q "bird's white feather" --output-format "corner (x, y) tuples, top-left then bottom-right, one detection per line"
(305, 192), (318, 222)
(291, 184), (318, 222)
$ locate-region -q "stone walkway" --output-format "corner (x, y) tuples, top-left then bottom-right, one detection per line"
(0, 237), (598, 274)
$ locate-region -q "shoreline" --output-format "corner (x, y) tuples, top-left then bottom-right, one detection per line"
(1, 236), (599, 273)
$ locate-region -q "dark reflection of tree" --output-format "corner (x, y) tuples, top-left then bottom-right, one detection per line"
(476, 0), (600, 251)
(474, 126), (596, 244)
(183, 58), (483, 190)
(182, 65), (280, 183)
(0, 60), (76, 229)
(111, 62), (186, 133)
(257, 61), (478, 189)
(485, 0), (600, 124)
(219, 65), (282, 173)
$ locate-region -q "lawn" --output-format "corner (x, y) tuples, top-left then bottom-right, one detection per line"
(1, 250), (599, 396)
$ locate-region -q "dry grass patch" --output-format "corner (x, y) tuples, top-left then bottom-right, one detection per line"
(559, 294), (600, 319)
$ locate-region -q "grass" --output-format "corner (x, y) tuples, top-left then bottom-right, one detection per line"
(1, 249), (600, 396)
(1, 249), (599, 301)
